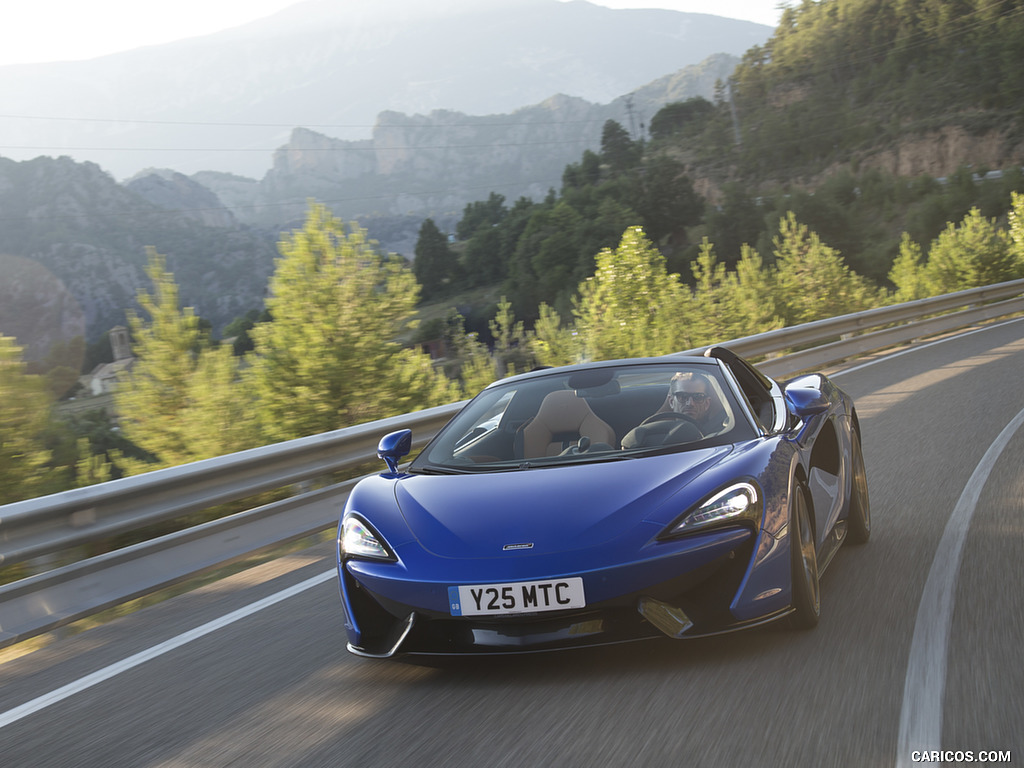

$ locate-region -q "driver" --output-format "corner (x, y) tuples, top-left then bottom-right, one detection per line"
(621, 370), (718, 449)
(668, 371), (714, 428)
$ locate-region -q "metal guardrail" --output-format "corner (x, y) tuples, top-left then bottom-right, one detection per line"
(1, 278), (1023, 647)
(679, 279), (1024, 376)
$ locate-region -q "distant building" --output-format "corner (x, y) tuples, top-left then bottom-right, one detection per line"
(110, 325), (131, 362)
(79, 326), (135, 397)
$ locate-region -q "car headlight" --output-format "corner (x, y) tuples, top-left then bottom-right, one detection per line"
(340, 515), (395, 561)
(661, 482), (761, 538)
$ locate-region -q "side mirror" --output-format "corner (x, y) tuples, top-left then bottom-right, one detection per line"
(377, 429), (412, 476)
(784, 386), (829, 419)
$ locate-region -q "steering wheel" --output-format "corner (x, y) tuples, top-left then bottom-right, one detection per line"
(639, 411), (698, 426)
(633, 410), (704, 445)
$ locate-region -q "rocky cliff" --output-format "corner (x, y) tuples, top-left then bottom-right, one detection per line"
(201, 54), (742, 232)
(0, 157), (278, 361)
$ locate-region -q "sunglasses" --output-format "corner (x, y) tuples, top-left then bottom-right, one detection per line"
(670, 391), (709, 404)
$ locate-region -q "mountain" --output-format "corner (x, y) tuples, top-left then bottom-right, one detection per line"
(194, 53), (740, 229)
(0, 43), (739, 362)
(0, 157), (278, 362)
(0, 56), (729, 360)
(0, 0), (770, 179)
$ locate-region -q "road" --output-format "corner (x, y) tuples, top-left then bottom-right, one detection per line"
(1, 319), (1022, 767)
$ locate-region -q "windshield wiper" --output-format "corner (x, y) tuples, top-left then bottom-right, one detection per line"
(560, 452), (637, 465)
(411, 464), (477, 475)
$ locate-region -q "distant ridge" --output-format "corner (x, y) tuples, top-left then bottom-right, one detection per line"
(0, 0), (770, 179)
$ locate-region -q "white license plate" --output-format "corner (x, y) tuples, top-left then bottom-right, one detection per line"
(448, 577), (586, 617)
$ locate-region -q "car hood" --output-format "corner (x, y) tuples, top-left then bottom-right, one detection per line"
(394, 447), (733, 558)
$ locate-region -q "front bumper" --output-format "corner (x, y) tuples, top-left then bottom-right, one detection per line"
(339, 526), (789, 657)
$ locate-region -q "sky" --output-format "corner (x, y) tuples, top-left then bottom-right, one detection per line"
(1, 0), (785, 67)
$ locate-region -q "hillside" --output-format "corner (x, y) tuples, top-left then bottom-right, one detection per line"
(670, 0), (1024, 190)
(407, 0), (1024, 319)
(0, 157), (278, 362)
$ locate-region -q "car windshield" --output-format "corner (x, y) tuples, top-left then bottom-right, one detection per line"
(412, 361), (755, 471)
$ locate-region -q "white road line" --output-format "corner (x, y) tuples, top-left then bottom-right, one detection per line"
(831, 316), (1024, 378)
(895, 406), (1024, 766)
(0, 569), (335, 730)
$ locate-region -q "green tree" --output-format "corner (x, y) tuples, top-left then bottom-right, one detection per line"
(179, 344), (255, 460)
(456, 192), (506, 241)
(222, 309), (267, 356)
(888, 233), (929, 302)
(727, 244), (785, 337)
(74, 437), (114, 488)
(460, 225), (505, 287)
(0, 335), (54, 504)
(413, 218), (459, 300)
(688, 238), (733, 343)
(531, 303), (582, 368)
(247, 205), (454, 443)
(488, 296), (533, 377)
(637, 156), (704, 243)
(1008, 192), (1024, 270)
(649, 97), (715, 141)
(600, 120), (640, 174)
(445, 314), (497, 395)
(771, 213), (880, 326)
(573, 226), (691, 360)
(923, 207), (1020, 295)
(116, 250), (206, 468)
(506, 199), (584, 314)
(116, 250), (254, 470)
(685, 239), (782, 345)
(704, 183), (766, 266)
(531, 202), (585, 306)
(562, 150), (602, 190)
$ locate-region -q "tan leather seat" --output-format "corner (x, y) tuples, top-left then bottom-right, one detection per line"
(522, 390), (616, 458)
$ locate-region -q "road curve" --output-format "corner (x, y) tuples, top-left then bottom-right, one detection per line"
(1, 319), (1022, 768)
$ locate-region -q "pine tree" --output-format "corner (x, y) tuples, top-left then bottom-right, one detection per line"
(923, 207), (1019, 295)
(414, 218), (458, 300)
(1009, 192), (1024, 274)
(771, 212), (879, 326)
(888, 233), (929, 302)
(531, 303), (582, 368)
(727, 244), (784, 338)
(116, 249), (255, 470)
(0, 335), (54, 504)
(573, 226), (690, 360)
(689, 238), (732, 342)
(116, 250), (205, 468)
(247, 205), (454, 443)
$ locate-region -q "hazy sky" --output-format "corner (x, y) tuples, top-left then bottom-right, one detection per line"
(2, 0), (785, 67)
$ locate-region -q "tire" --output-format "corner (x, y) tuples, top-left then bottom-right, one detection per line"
(846, 428), (871, 545)
(789, 482), (820, 630)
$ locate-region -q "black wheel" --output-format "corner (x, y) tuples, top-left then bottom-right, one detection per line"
(789, 482), (820, 629)
(846, 428), (871, 545)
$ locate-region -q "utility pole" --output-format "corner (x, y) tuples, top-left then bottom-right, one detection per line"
(624, 94), (642, 142)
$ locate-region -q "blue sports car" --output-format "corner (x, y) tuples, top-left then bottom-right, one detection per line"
(337, 347), (870, 658)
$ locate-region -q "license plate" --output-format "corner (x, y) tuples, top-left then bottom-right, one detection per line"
(448, 577), (586, 616)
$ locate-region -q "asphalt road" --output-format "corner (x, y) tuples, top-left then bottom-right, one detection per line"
(2, 319), (1022, 768)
